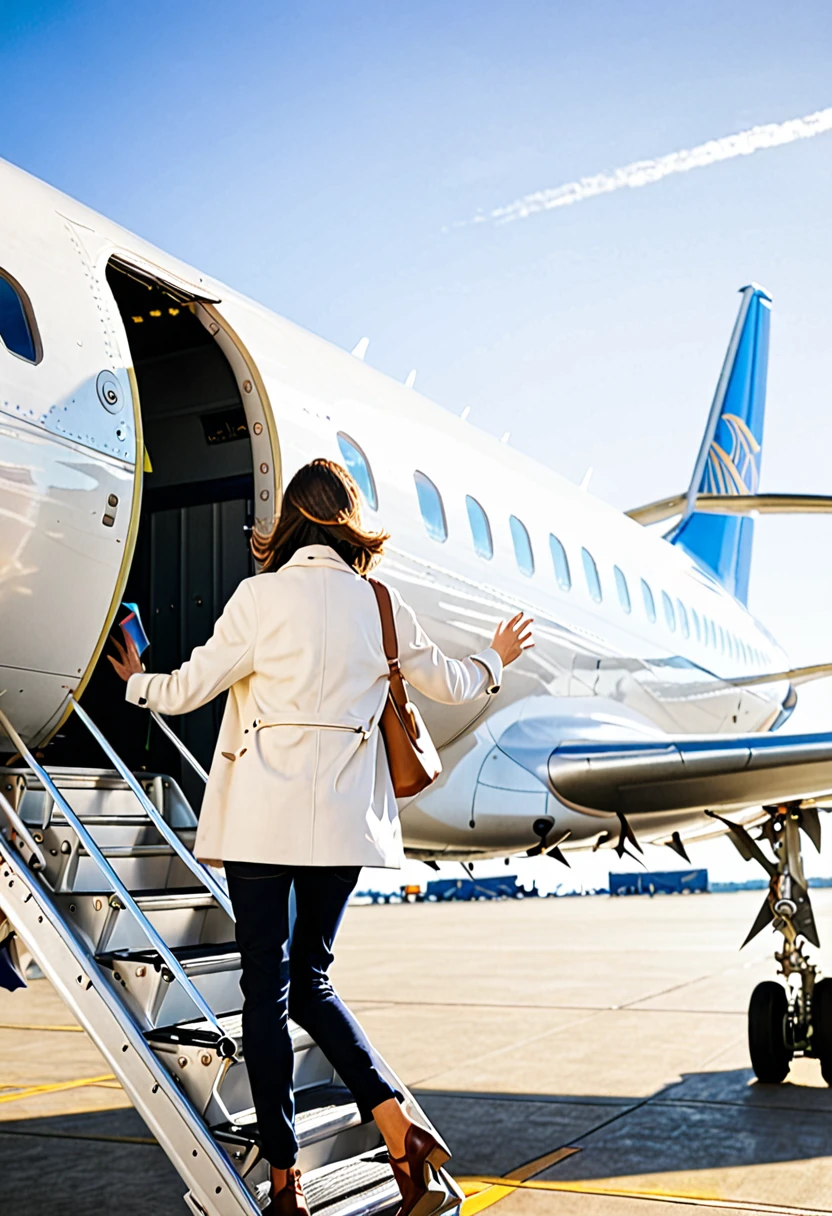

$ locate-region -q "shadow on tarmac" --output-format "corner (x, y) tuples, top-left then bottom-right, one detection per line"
(2, 1066), (832, 1213)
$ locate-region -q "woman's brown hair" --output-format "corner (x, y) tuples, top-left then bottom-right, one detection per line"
(250, 458), (389, 576)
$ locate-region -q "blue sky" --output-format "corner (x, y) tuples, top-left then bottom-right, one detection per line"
(4, 1), (832, 887)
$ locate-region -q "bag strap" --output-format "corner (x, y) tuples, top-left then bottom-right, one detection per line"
(368, 578), (399, 668)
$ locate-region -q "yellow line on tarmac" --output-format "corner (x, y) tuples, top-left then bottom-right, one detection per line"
(459, 1176), (831, 1215)
(0, 1126), (157, 1146)
(504, 1145), (581, 1181)
(460, 1145), (582, 1213)
(460, 1182), (515, 1214)
(0, 1023), (84, 1033)
(0, 1074), (117, 1104)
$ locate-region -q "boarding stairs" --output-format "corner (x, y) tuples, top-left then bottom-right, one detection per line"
(0, 701), (462, 1216)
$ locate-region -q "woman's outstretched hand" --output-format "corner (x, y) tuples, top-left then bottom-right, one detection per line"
(490, 612), (534, 667)
(107, 630), (143, 683)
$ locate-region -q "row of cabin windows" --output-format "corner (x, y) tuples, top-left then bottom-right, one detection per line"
(5, 290), (771, 673)
(338, 433), (771, 668)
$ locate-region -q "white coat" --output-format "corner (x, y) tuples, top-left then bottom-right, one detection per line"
(125, 545), (502, 868)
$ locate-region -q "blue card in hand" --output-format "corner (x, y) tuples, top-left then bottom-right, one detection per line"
(119, 602), (150, 656)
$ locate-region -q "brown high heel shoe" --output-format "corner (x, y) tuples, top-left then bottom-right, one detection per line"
(389, 1123), (451, 1216)
(264, 1167), (310, 1215)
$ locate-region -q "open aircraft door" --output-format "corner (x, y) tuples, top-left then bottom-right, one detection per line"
(0, 221), (278, 757)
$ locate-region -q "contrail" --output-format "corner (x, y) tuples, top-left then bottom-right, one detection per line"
(471, 106), (832, 226)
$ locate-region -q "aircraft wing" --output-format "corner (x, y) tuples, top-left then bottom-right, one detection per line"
(724, 661), (832, 689)
(625, 492), (832, 527)
(498, 718), (832, 818)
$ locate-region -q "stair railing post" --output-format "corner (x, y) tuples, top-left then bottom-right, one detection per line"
(150, 711), (210, 783)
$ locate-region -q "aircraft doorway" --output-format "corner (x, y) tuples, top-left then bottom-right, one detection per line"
(46, 261), (277, 810)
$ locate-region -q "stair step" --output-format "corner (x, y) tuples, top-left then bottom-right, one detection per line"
(97, 942), (242, 1028)
(148, 1012), (314, 1054)
(91, 844), (175, 857)
(216, 1085), (364, 1147)
(61, 887), (218, 909)
(99, 940), (240, 976)
(146, 1015), (335, 1119)
(304, 1152), (400, 1216)
(54, 888), (230, 955)
(134, 890), (217, 911)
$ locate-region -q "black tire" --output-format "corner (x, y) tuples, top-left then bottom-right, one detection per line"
(812, 977), (832, 1085)
(748, 981), (792, 1084)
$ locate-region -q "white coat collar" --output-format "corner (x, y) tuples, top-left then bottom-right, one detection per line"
(281, 544), (357, 574)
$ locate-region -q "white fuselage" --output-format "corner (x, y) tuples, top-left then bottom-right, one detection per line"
(0, 158), (789, 860)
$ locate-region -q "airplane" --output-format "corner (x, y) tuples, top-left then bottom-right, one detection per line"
(4, 151), (832, 1139)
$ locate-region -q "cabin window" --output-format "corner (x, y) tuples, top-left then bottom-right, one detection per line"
(613, 566), (631, 613)
(641, 579), (656, 624)
(661, 591), (676, 633)
(677, 599), (690, 639)
(414, 471), (448, 542)
(727, 633), (735, 660)
(0, 270), (40, 364)
(466, 495), (493, 560)
(549, 534), (572, 591)
(708, 619), (717, 649)
(510, 516), (535, 576)
(690, 606), (701, 642)
(337, 434), (378, 509)
(718, 625), (726, 653)
(581, 549), (602, 603)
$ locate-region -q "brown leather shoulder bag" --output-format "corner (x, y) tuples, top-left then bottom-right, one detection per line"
(369, 578), (441, 797)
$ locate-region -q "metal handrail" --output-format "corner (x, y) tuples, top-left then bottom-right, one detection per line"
(150, 710), (209, 783)
(0, 706), (235, 1057)
(69, 697), (233, 920)
(0, 787), (47, 871)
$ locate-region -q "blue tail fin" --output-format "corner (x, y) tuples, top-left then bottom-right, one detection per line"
(669, 283), (772, 604)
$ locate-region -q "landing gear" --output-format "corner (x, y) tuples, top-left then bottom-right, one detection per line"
(811, 977), (832, 1084)
(748, 980), (791, 1083)
(712, 803), (830, 1084)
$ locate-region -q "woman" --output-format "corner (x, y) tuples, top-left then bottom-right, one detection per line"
(110, 459), (533, 1215)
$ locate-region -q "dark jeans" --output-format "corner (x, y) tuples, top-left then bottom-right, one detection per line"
(225, 861), (398, 1167)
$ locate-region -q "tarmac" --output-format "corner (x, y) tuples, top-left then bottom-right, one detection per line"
(2, 887), (832, 1215)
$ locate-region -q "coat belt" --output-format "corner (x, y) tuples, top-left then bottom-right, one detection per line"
(222, 715), (374, 761)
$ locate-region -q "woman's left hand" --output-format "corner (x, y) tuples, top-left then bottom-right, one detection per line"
(107, 631), (143, 683)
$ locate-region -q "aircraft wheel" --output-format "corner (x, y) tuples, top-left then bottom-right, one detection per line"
(748, 981), (791, 1084)
(812, 977), (832, 1084)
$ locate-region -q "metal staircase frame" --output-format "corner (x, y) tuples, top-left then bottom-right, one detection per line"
(0, 701), (462, 1215)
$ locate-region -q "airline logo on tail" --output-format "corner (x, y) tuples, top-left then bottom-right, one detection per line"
(703, 413), (762, 496)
